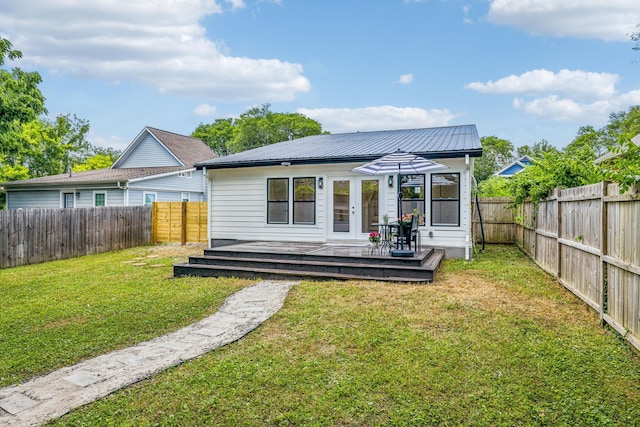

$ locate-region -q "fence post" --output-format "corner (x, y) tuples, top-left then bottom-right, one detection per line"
(599, 181), (609, 322)
(181, 201), (187, 246)
(151, 202), (158, 245)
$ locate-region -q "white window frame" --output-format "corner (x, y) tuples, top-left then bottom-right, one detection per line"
(181, 192), (190, 202)
(60, 191), (76, 208)
(93, 191), (107, 207)
(143, 192), (157, 206)
(178, 171), (193, 178)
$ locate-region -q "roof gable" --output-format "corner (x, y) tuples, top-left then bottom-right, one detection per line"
(112, 127), (216, 169)
(494, 156), (533, 177)
(197, 124), (482, 170)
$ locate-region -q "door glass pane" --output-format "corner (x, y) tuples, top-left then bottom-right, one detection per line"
(333, 180), (350, 232)
(361, 179), (379, 233)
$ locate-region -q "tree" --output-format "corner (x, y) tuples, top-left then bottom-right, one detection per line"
(598, 106), (640, 193)
(477, 175), (512, 197)
(0, 37), (47, 173)
(21, 115), (90, 177)
(474, 136), (515, 182)
(516, 139), (558, 159)
(193, 104), (325, 156)
(192, 118), (236, 156)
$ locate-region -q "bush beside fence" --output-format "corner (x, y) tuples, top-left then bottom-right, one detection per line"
(0, 206), (151, 269)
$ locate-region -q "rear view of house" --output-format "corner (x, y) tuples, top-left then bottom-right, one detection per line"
(2, 127), (216, 209)
(196, 124), (482, 259)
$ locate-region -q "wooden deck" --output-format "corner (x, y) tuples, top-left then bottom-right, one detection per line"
(174, 242), (444, 283)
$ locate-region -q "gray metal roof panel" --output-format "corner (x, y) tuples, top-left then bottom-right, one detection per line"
(196, 125), (481, 170)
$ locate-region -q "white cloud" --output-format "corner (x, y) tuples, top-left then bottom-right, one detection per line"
(485, 0), (639, 41)
(513, 91), (640, 123)
(296, 106), (456, 133)
(467, 68), (640, 124)
(396, 74), (414, 85)
(465, 69), (619, 101)
(0, 1), (309, 102)
(225, 0), (246, 11)
(194, 103), (217, 116)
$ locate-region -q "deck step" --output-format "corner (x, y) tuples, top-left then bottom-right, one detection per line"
(174, 247), (444, 283)
(174, 263), (436, 283)
(185, 255), (434, 280)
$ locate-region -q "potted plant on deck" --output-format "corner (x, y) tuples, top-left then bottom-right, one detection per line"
(368, 231), (381, 249)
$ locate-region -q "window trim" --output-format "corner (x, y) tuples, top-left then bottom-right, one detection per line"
(178, 171), (193, 178)
(93, 191), (107, 207)
(181, 192), (190, 202)
(399, 174), (425, 225)
(143, 192), (157, 206)
(293, 177), (316, 225)
(430, 172), (461, 227)
(267, 178), (289, 224)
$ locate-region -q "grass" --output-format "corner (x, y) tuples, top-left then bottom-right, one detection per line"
(0, 244), (252, 388)
(40, 245), (640, 426)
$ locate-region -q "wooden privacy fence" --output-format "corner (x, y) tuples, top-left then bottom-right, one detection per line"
(477, 184), (640, 352)
(472, 197), (517, 243)
(0, 206), (151, 269)
(151, 202), (208, 245)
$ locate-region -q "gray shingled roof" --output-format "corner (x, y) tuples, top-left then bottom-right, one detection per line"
(2, 167), (187, 188)
(196, 124), (481, 170)
(146, 127), (216, 166)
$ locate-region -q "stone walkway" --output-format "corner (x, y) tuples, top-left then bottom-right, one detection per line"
(0, 280), (298, 427)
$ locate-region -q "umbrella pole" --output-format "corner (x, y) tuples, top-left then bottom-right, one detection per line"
(391, 171), (414, 257)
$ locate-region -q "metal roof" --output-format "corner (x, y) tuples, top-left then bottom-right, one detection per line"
(196, 124), (482, 170)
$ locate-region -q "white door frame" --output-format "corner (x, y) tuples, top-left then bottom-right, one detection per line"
(327, 176), (383, 241)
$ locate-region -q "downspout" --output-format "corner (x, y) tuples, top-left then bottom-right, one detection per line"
(117, 181), (129, 206)
(465, 155), (471, 260)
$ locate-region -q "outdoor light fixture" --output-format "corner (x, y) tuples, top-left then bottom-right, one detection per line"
(318, 177), (324, 189)
(75, 191), (80, 198)
(388, 175), (394, 187)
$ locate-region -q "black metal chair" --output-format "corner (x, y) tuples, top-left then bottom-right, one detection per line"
(409, 214), (420, 251)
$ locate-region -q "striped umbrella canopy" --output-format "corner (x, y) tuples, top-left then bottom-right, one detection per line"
(351, 150), (447, 176)
(352, 150), (448, 254)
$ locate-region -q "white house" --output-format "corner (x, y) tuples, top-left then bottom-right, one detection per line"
(196, 125), (482, 259)
(2, 127), (216, 209)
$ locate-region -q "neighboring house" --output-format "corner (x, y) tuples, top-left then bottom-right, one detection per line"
(595, 134), (640, 164)
(494, 155), (533, 178)
(2, 127), (216, 209)
(196, 125), (482, 259)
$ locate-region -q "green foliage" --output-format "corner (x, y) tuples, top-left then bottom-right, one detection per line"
(475, 135), (515, 182)
(0, 37), (47, 168)
(509, 150), (602, 204)
(477, 175), (512, 197)
(598, 106), (640, 193)
(516, 139), (558, 159)
(192, 103), (325, 155)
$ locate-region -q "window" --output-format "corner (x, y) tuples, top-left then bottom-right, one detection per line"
(181, 192), (190, 202)
(144, 192), (157, 206)
(63, 192), (75, 208)
(94, 192), (106, 207)
(267, 178), (289, 223)
(399, 174), (425, 224)
(431, 173), (460, 226)
(293, 177), (316, 224)
(178, 171), (192, 178)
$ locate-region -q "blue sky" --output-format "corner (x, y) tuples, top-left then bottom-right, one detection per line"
(1, 0), (639, 152)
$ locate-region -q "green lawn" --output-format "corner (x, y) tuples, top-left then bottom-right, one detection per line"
(3, 245), (640, 425)
(0, 244), (251, 388)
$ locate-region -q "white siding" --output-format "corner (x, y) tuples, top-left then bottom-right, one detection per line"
(116, 134), (181, 168)
(129, 170), (205, 193)
(207, 158), (474, 258)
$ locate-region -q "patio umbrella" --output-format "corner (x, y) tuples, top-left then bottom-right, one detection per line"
(352, 150), (448, 256)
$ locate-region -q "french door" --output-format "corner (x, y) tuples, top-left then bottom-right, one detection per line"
(328, 177), (382, 240)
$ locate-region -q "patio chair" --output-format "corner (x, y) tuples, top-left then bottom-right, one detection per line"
(409, 214), (420, 251)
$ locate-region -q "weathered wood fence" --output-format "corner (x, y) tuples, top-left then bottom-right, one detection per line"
(476, 184), (640, 352)
(151, 202), (208, 245)
(472, 197), (517, 243)
(0, 206), (151, 269)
